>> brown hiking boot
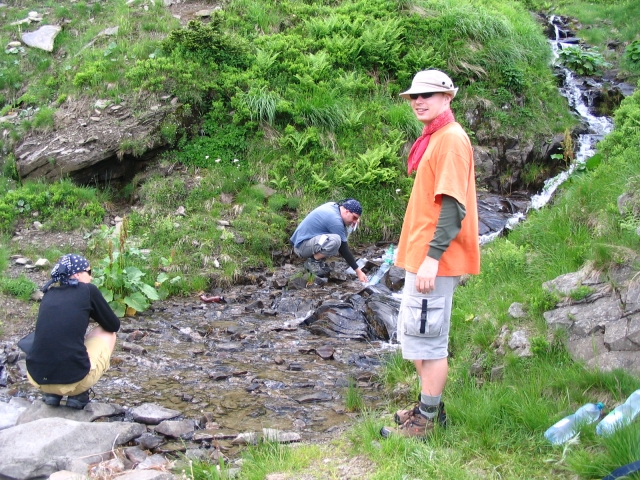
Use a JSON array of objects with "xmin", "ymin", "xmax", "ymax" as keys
[
  {"xmin": 394, "ymin": 402, "xmax": 447, "ymax": 428},
  {"xmin": 380, "ymin": 411, "xmax": 435, "ymax": 439}
]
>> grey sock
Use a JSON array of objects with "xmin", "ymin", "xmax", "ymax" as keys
[{"xmin": 418, "ymin": 393, "xmax": 441, "ymax": 419}]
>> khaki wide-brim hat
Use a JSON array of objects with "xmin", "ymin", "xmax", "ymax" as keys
[{"xmin": 399, "ymin": 70, "xmax": 458, "ymax": 100}]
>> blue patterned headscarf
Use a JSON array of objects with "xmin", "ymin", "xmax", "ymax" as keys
[
  {"xmin": 42, "ymin": 254, "xmax": 91, "ymax": 292},
  {"xmin": 340, "ymin": 198, "xmax": 362, "ymax": 216}
]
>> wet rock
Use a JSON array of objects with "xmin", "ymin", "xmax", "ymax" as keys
[
  {"xmin": 122, "ymin": 342, "xmax": 148, "ymax": 355},
  {"xmin": 126, "ymin": 330, "xmax": 147, "ymax": 342},
  {"xmin": 295, "ymin": 392, "xmax": 333, "ymax": 403},
  {"xmin": 131, "ymin": 403, "xmax": 180, "ymax": 425},
  {"xmin": 363, "ymin": 293, "xmax": 399, "ymax": 342},
  {"xmin": 135, "ymin": 433, "xmax": 164, "ymax": 450},
  {"xmin": 384, "ymin": 266, "xmax": 405, "ymax": 291},
  {"xmin": 124, "ymin": 446, "xmax": 148, "ymax": 465},
  {"xmin": 216, "ymin": 342, "xmax": 244, "ymax": 352},
  {"xmin": 288, "ymin": 363, "xmax": 303, "ymax": 371},
  {"xmin": 208, "ymin": 371, "xmax": 230, "ymax": 381},
  {"xmin": 315, "ymin": 345, "xmax": 335, "ymax": 360},
  {"xmin": 192, "ymin": 431, "xmax": 214, "ymax": 442},
  {"xmin": 303, "ymin": 301, "xmax": 369, "ymax": 340},
  {"xmin": 245, "ymin": 300, "xmax": 264, "ymax": 311},
  {"xmin": 287, "ymin": 276, "xmax": 309, "ymax": 290},
  {"xmin": 154, "ymin": 419, "xmax": 195, "ymax": 439}
]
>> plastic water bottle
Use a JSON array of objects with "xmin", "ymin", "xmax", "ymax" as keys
[
  {"xmin": 544, "ymin": 402, "xmax": 604, "ymax": 445},
  {"xmin": 596, "ymin": 389, "xmax": 640, "ymax": 436},
  {"xmin": 367, "ymin": 245, "xmax": 395, "ymax": 286}
]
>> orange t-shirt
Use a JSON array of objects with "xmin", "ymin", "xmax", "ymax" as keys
[{"xmin": 395, "ymin": 122, "xmax": 480, "ymax": 276}]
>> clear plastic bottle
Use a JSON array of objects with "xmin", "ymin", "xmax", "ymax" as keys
[
  {"xmin": 367, "ymin": 245, "xmax": 395, "ymax": 286},
  {"xmin": 596, "ymin": 389, "xmax": 640, "ymax": 436},
  {"xmin": 544, "ymin": 402, "xmax": 604, "ymax": 445}
]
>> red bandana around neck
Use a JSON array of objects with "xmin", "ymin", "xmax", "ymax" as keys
[{"xmin": 407, "ymin": 109, "xmax": 456, "ymax": 174}]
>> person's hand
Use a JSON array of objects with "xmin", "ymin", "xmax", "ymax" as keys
[
  {"xmin": 415, "ymin": 256, "xmax": 439, "ymax": 293},
  {"xmin": 356, "ymin": 268, "xmax": 368, "ymax": 283}
]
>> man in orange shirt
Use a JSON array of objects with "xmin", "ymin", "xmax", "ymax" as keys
[{"xmin": 381, "ymin": 70, "xmax": 480, "ymax": 438}]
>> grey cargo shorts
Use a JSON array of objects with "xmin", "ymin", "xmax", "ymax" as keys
[{"xmin": 398, "ymin": 272, "xmax": 460, "ymax": 360}]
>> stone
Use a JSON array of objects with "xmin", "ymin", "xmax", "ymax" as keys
[
  {"xmin": 0, "ymin": 417, "xmax": 145, "ymax": 480},
  {"xmin": 490, "ymin": 365, "xmax": 504, "ymax": 382},
  {"xmin": 154, "ymin": 419, "xmax": 195, "ymax": 439},
  {"xmin": 49, "ymin": 471, "xmax": 86, "ymax": 480},
  {"xmin": 117, "ymin": 470, "xmax": 174, "ymax": 480},
  {"xmin": 124, "ymin": 446, "xmax": 148, "ymax": 465},
  {"xmin": 295, "ymin": 391, "xmax": 332, "ymax": 403},
  {"xmin": 262, "ymin": 428, "xmax": 301, "ymax": 443},
  {"xmin": 136, "ymin": 453, "xmax": 170, "ymax": 470},
  {"xmin": 21, "ymin": 25, "xmax": 62, "ymax": 52},
  {"xmin": 231, "ymin": 432, "xmax": 259, "ymax": 445},
  {"xmin": 135, "ymin": 433, "xmax": 164, "ymax": 450},
  {"xmin": 0, "ymin": 401, "xmax": 27, "ymax": 431},
  {"xmin": 508, "ymin": 302, "xmax": 527, "ymax": 319},
  {"xmin": 17, "ymin": 401, "xmax": 124, "ymax": 425},
  {"xmin": 315, "ymin": 345, "xmax": 335, "ymax": 360},
  {"xmin": 507, "ymin": 330, "xmax": 532, "ymax": 357},
  {"xmin": 604, "ymin": 317, "xmax": 636, "ymax": 351},
  {"xmin": 195, "ymin": 9, "xmax": 213, "ymax": 17},
  {"xmin": 567, "ymin": 332, "xmax": 607, "ymax": 362},
  {"xmin": 34, "ymin": 258, "xmax": 50, "ymax": 268},
  {"xmin": 586, "ymin": 351, "xmax": 640, "ymax": 373},
  {"xmin": 130, "ymin": 403, "xmax": 180, "ymax": 424}
]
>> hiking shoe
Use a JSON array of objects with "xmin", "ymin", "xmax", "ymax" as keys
[
  {"xmin": 304, "ymin": 258, "xmax": 331, "ymax": 277},
  {"xmin": 380, "ymin": 411, "xmax": 435, "ymax": 439},
  {"xmin": 394, "ymin": 401, "xmax": 447, "ymax": 428},
  {"xmin": 42, "ymin": 393, "xmax": 62, "ymax": 406},
  {"xmin": 66, "ymin": 390, "xmax": 90, "ymax": 409}
]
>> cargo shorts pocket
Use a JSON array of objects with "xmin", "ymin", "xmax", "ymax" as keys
[{"xmin": 403, "ymin": 295, "xmax": 446, "ymax": 338}]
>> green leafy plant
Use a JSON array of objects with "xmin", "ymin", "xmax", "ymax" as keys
[
  {"xmin": 625, "ymin": 40, "xmax": 640, "ymax": 63},
  {"xmin": 558, "ymin": 46, "xmax": 611, "ymax": 76},
  {"xmin": 90, "ymin": 217, "xmax": 179, "ymax": 317}
]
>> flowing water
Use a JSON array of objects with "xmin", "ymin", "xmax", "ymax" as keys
[{"xmin": 530, "ymin": 15, "xmax": 614, "ymax": 210}]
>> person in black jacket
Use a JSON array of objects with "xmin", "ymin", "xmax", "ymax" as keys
[{"xmin": 26, "ymin": 254, "xmax": 120, "ymax": 409}]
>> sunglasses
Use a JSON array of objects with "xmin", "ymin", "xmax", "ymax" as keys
[
  {"xmin": 86, "ymin": 269, "xmax": 92, "ymax": 275},
  {"xmin": 409, "ymin": 92, "xmax": 438, "ymax": 100}
]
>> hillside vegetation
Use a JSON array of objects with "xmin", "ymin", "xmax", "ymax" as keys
[{"xmin": 0, "ymin": 0, "xmax": 580, "ymax": 290}]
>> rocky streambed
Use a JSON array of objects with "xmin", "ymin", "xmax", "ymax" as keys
[{"xmin": 0, "ymin": 250, "xmax": 405, "ymax": 476}]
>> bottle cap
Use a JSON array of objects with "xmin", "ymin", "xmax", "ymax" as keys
[{"xmin": 596, "ymin": 402, "xmax": 604, "ymax": 409}]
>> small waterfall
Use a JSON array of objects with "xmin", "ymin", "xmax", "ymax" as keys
[
  {"xmin": 479, "ymin": 16, "xmax": 615, "ymax": 245},
  {"xmin": 529, "ymin": 15, "xmax": 614, "ymax": 210}
]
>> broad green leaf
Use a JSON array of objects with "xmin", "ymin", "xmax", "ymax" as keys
[
  {"xmin": 100, "ymin": 287, "xmax": 114, "ymax": 302},
  {"xmin": 124, "ymin": 267, "xmax": 145, "ymax": 281},
  {"xmin": 169, "ymin": 275, "xmax": 182, "ymax": 284},
  {"xmin": 139, "ymin": 282, "xmax": 160, "ymax": 301},
  {"xmin": 124, "ymin": 292, "xmax": 149, "ymax": 312},
  {"xmin": 156, "ymin": 272, "xmax": 169, "ymax": 284},
  {"xmin": 110, "ymin": 301, "xmax": 125, "ymax": 318}
]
